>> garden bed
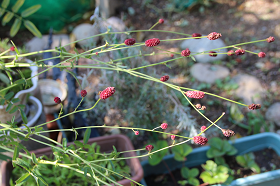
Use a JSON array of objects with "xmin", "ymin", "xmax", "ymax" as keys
[{"xmin": 145, "ymin": 148, "xmax": 280, "ymax": 186}]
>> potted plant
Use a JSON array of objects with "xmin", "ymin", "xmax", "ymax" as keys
[
  {"xmin": 1, "ymin": 134, "xmax": 144, "ymax": 186},
  {"xmin": 140, "ymin": 132, "xmax": 280, "ymax": 186}
]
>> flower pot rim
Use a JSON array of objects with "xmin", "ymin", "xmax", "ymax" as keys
[{"xmin": 140, "ymin": 132, "xmax": 280, "ymax": 186}]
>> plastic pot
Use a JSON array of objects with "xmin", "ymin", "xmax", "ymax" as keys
[
  {"xmin": 140, "ymin": 132, "xmax": 280, "ymax": 186},
  {"xmin": 1, "ymin": 134, "xmax": 143, "ymax": 186}
]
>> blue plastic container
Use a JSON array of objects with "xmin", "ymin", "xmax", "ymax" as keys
[{"xmin": 140, "ymin": 132, "xmax": 280, "ymax": 186}]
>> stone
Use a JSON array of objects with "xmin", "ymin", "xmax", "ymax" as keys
[
  {"xmin": 25, "ymin": 34, "xmax": 70, "ymax": 53},
  {"xmin": 72, "ymin": 23, "xmax": 99, "ymax": 48},
  {"xmin": 266, "ymin": 102, "xmax": 280, "ymax": 126},
  {"xmin": 180, "ymin": 36, "xmax": 227, "ymax": 63},
  {"xmin": 98, "ymin": 16, "xmax": 126, "ymax": 33},
  {"xmin": 190, "ymin": 63, "xmax": 230, "ymax": 84},
  {"xmin": 231, "ymin": 74, "xmax": 264, "ymax": 105}
]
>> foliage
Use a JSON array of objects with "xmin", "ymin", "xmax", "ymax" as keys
[
  {"xmin": 236, "ymin": 153, "xmax": 260, "ymax": 173},
  {"xmin": 200, "ymin": 160, "xmax": 229, "ymax": 184},
  {"xmin": 178, "ymin": 167, "xmax": 199, "ymax": 186},
  {"xmin": 0, "ymin": 0, "xmax": 42, "ymax": 37},
  {"xmin": 0, "ymin": 10, "xmax": 273, "ymax": 185},
  {"xmin": 148, "ymin": 140, "xmax": 168, "ymax": 166},
  {"xmin": 11, "ymin": 142, "xmax": 130, "ymax": 186},
  {"xmin": 171, "ymin": 144, "xmax": 192, "ymax": 161}
]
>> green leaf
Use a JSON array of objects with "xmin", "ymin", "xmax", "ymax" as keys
[
  {"xmin": 65, "ymin": 69, "xmax": 81, "ymax": 88},
  {"xmin": 251, "ymin": 163, "xmax": 260, "ymax": 173},
  {"xmin": 14, "ymin": 79, "xmax": 25, "ymax": 85},
  {"xmin": 189, "ymin": 168, "xmax": 199, "ymax": 178},
  {"xmin": 1, "ymin": 0, "xmax": 10, "ymax": 9},
  {"xmin": 0, "ymin": 99, "xmax": 5, "ymax": 105},
  {"xmin": 230, "ymin": 104, "xmax": 244, "ymax": 122},
  {"xmin": 206, "ymin": 148, "xmax": 214, "ymax": 158},
  {"xmin": 181, "ymin": 167, "xmax": 189, "ymax": 179},
  {"xmin": 21, "ymin": 4, "xmax": 41, "ymax": 18},
  {"xmin": 188, "ymin": 177, "xmax": 199, "ymax": 186},
  {"xmin": 23, "ymin": 20, "xmax": 42, "ymax": 38},
  {"xmin": 174, "ymin": 153, "xmax": 185, "ymax": 161},
  {"xmin": 74, "ymin": 141, "xmax": 84, "ymax": 148},
  {"xmin": 11, "ymin": 97, "xmax": 20, "ymax": 103},
  {"xmin": 19, "ymin": 109, "xmax": 28, "ymax": 124},
  {"xmin": 83, "ymin": 128, "xmax": 91, "ymax": 144},
  {"xmin": 2, "ymin": 12, "xmax": 14, "ymax": 25},
  {"xmin": 236, "ymin": 155, "xmax": 246, "ymax": 166},
  {"xmin": 0, "ymin": 72, "xmax": 10, "ymax": 85},
  {"xmin": 208, "ymin": 137, "xmax": 223, "ymax": 150},
  {"xmin": 10, "ymin": 18, "xmax": 21, "ymax": 37},
  {"xmin": 9, "ymin": 106, "xmax": 18, "ymax": 114},
  {"xmin": 31, "ymin": 153, "xmax": 38, "ymax": 164},
  {"xmin": 0, "ymin": 153, "xmax": 12, "ymax": 161},
  {"xmin": 148, "ymin": 154, "xmax": 162, "ymax": 166},
  {"xmin": 15, "ymin": 172, "xmax": 30, "ymax": 185},
  {"xmin": 6, "ymin": 102, "xmax": 13, "ymax": 112},
  {"xmin": 62, "ymin": 138, "xmax": 67, "ymax": 149},
  {"xmin": 4, "ymin": 91, "xmax": 14, "ymax": 100},
  {"xmin": 226, "ymin": 147, "xmax": 237, "ymax": 156},
  {"xmin": 18, "ymin": 143, "xmax": 30, "ymax": 155},
  {"xmin": 12, "ymin": 0, "xmax": 24, "ymax": 13},
  {"xmin": 214, "ymin": 157, "xmax": 226, "ymax": 166},
  {"xmin": 0, "ymin": 8, "xmax": 5, "ymax": 17},
  {"xmin": 12, "ymin": 146, "xmax": 19, "ymax": 166},
  {"xmin": 211, "ymin": 148, "xmax": 224, "ymax": 157},
  {"xmin": 190, "ymin": 55, "xmax": 196, "ymax": 62}
]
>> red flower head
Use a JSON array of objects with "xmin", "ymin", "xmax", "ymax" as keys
[
  {"xmin": 160, "ymin": 123, "xmax": 168, "ymax": 129},
  {"xmin": 193, "ymin": 136, "xmax": 208, "ymax": 145},
  {"xmin": 145, "ymin": 38, "xmax": 160, "ymax": 47},
  {"xmin": 54, "ymin": 97, "xmax": 61, "ymax": 104},
  {"xmin": 181, "ymin": 48, "xmax": 191, "ymax": 57},
  {"xmin": 124, "ymin": 38, "xmax": 136, "ymax": 46},
  {"xmin": 185, "ymin": 91, "xmax": 205, "ymax": 99},
  {"xmin": 146, "ymin": 145, "xmax": 154, "ymax": 152},
  {"xmin": 235, "ymin": 49, "xmax": 245, "ymax": 56},
  {"xmin": 134, "ymin": 131, "xmax": 139, "ymax": 135},
  {"xmin": 201, "ymin": 126, "xmax": 207, "ymax": 132},
  {"xmin": 171, "ymin": 135, "xmax": 175, "ymax": 140},
  {"xmin": 160, "ymin": 75, "xmax": 169, "ymax": 82},
  {"xmin": 100, "ymin": 87, "xmax": 115, "ymax": 100},
  {"xmin": 81, "ymin": 90, "xmax": 87, "ymax": 97},
  {"xmin": 207, "ymin": 32, "xmax": 222, "ymax": 40},
  {"xmin": 267, "ymin": 36, "xmax": 275, "ymax": 43},
  {"xmin": 209, "ymin": 51, "xmax": 217, "ymax": 57},
  {"xmin": 158, "ymin": 19, "xmax": 164, "ymax": 24},
  {"xmin": 227, "ymin": 50, "xmax": 234, "ymax": 56},
  {"xmin": 258, "ymin": 52, "xmax": 266, "ymax": 58},
  {"xmin": 192, "ymin": 33, "xmax": 202, "ymax": 39},
  {"xmin": 248, "ymin": 103, "xmax": 261, "ymax": 110}
]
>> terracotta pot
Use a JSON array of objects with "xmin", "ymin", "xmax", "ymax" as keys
[
  {"xmin": 46, "ymin": 114, "xmax": 59, "ymax": 141},
  {"xmin": 1, "ymin": 134, "xmax": 143, "ymax": 186}
]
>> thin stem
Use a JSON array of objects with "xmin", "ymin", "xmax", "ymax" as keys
[
  {"xmin": 74, "ymin": 97, "xmax": 84, "ymax": 112},
  {"xmin": 149, "ymin": 22, "xmax": 159, "ymax": 30}
]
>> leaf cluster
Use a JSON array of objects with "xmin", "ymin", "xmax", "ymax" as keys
[
  {"xmin": 0, "ymin": 0, "xmax": 42, "ymax": 37},
  {"xmin": 178, "ymin": 167, "xmax": 199, "ymax": 186},
  {"xmin": 236, "ymin": 152, "xmax": 260, "ymax": 173},
  {"xmin": 200, "ymin": 160, "xmax": 229, "ymax": 184},
  {"xmin": 11, "ymin": 142, "xmax": 130, "ymax": 186}
]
